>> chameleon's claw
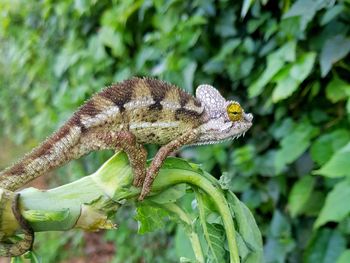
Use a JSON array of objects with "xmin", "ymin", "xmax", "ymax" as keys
[
  {"xmin": 138, "ymin": 169, "xmax": 154, "ymax": 201},
  {"xmin": 138, "ymin": 186, "xmax": 149, "ymax": 201},
  {"xmin": 138, "ymin": 176, "xmax": 149, "ymax": 201}
]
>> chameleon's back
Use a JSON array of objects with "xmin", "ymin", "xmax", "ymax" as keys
[
  {"xmin": 111, "ymin": 78, "xmax": 205, "ymax": 144},
  {"xmin": 76, "ymin": 77, "xmax": 206, "ymax": 144}
]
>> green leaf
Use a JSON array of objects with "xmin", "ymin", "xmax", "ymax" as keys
[
  {"xmin": 135, "ymin": 46, "xmax": 160, "ymax": 70},
  {"xmin": 134, "ymin": 204, "xmax": 169, "ymax": 234},
  {"xmin": 54, "ymin": 49, "xmax": 80, "ymax": 77},
  {"xmin": 271, "ymin": 118, "xmax": 295, "ymax": 140},
  {"xmin": 304, "ymin": 229, "xmax": 346, "ymax": 263},
  {"xmin": 241, "ymin": 0, "xmax": 254, "ymax": 18},
  {"xmin": 314, "ymin": 179, "xmax": 350, "ymax": 228},
  {"xmin": 218, "ymin": 39, "xmax": 241, "ymax": 60},
  {"xmin": 283, "ymin": 0, "xmax": 329, "ymax": 31},
  {"xmin": 320, "ymin": 35, "xmax": 350, "ymax": 77},
  {"xmin": 149, "ymin": 184, "xmax": 187, "ymax": 204},
  {"xmin": 203, "ymin": 39, "xmax": 241, "ymax": 74},
  {"xmin": 336, "ymin": 250, "xmax": 350, "ymax": 263},
  {"xmin": 288, "ymin": 175, "xmax": 315, "ymax": 217},
  {"xmin": 182, "ymin": 60, "xmax": 197, "ymax": 93},
  {"xmin": 347, "ymin": 98, "xmax": 350, "ymax": 115},
  {"xmin": 310, "ymin": 108, "xmax": 329, "ymax": 124},
  {"xmin": 272, "ymin": 52, "xmax": 316, "ymax": 102},
  {"xmin": 248, "ymin": 41, "xmax": 296, "ymax": 98},
  {"xmin": 269, "ymin": 210, "xmax": 291, "ymax": 238},
  {"xmin": 98, "ymin": 26, "xmax": 125, "ymax": 57},
  {"xmin": 275, "ymin": 120, "xmax": 319, "ymax": 173},
  {"xmin": 232, "ymin": 145, "xmax": 256, "ymax": 176},
  {"xmin": 264, "ymin": 210, "xmax": 295, "ymax": 263},
  {"xmin": 314, "ymin": 142, "xmax": 350, "ymax": 177},
  {"xmin": 271, "ymin": 65, "xmax": 297, "ymax": 102},
  {"xmin": 195, "ymin": 190, "xmax": 227, "ymax": 263},
  {"xmin": 161, "ymin": 202, "xmax": 204, "ymax": 262},
  {"xmin": 161, "ymin": 157, "xmax": 194, "ymax": 171},
  {"xmin": 302, "ymin": 191, "xmax": 325, "ymax": 217},
  {"xmin": 175, "ymin": 226, "xmax": 196, "ymax": 261},
  {"xmin": 320, "ymin": 5, "xmax": 344, "ymax": 26},
  {"xmin": 227, "ymin": 192, "xmax": 263, "ymax": 263},
  {"xmin": 264, "ymin": 238, "xmax": 295, "ymax": 263},
  {"xmin": 325, "ymin": 76, "xmax": 350, "ymax": 103},
  {"xmin": 310, "ymin": 129, "xmax": 350, "ymax": 166},
  {"xmin": 289, "ymin": 52, "xmax": 317, "ymax": 81}
]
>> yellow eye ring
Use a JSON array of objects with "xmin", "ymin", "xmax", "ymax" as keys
[{"xmin": 227, "ymin": 102, "xmax": 243, "ymax": 122}]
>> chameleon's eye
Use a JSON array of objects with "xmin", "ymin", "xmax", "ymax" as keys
[{"xmin": 227, "ymin": 103, "xmax": 243, "ymax": 122}]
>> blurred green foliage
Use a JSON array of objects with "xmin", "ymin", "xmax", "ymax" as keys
[{"xmin": 1, "ymin": 0, "xmax": 350, "ymax": 262}]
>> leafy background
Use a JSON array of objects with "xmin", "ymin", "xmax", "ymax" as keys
[{"xmin": 1, "ymin": 0, "xmax": 350, "ymax": 262}]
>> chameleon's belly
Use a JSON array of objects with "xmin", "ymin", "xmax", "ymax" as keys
[
  {"xmin": 130, "ymin": 121, "xmax": 190, "ymax": 145},
  {"xmin": 127, "ymin": 107, "xmax": 200, "ymax": 145}
]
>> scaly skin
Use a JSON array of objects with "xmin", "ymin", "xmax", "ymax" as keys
[{"xmin": 0, "ymin": 77, "xmax": 253, "ymax": 257}]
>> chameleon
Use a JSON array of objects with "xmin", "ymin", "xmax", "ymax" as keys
[{"xmin": 0, "ymin": 77, "xmax": 253, "ymax": 257}]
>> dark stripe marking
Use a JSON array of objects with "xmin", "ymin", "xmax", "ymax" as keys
[
  {"xmin": 99, "ymin": 78, "xmax": 136, "ymax": 112},
  {"xmin": 193, "ymin": 99, "xmax": 202, "ymax": 108},
  {"xmin": 6, "ymin": 163, "xmax": 26, "ymax": 176},
  {"xmin": 31, "ymin": 124, "xmax": 73, "ymax": 158},
  {"xmin": 81, "ymin": 100, "xmax": 101, "ymax": 117},
  {"xmin": 145, "ymin": 78, "xmax": 173, "ymax": 111},
  {"xmin": 179, "ymin": 90, "xmax": 190, "ymax": 107},
  {"xmin": 175, "ymin": 108, "xmax": 203, "ymax": 121}
]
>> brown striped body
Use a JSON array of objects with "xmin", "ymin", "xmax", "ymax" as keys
[{"xmin": 0, "ymin": 77, "xmax": 206, "ymax": 191}]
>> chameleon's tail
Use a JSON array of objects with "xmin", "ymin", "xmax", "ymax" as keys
[
  {"xmin": 0, "ymin": 123, "xmax": 82, "ymax": 191},
  {"xmin": 0, "ymin": 79, "xmax": 137, "ymax": 191},
  {"xmin": 0, "ymin": 192, "xmax": 34, "ymax": 257}
]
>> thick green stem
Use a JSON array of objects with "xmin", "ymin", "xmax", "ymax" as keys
[{"xmin": 151, "ymin": 169, "xmax": 240, "ymax": 263}]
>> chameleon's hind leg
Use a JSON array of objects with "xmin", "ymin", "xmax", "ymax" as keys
[
  {"xmin": 139, "ymin": 130, "xmax": 200, "ymax": 201},
  {"xmin": 101, "ymin": 131, "xmax": 147, "ymax": 187},
  {"xmin": 0, "ymin": 193, "xmax": 34, "ymax": 257}
]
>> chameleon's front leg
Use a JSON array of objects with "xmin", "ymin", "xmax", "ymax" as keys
[
  {"xmin": 139, "ymin": 130, "xmax": 200, "ymax": 201},
  {"xmin": 0, "ymin": 193, "xmax": 34, "ymax": 257},
  {"xmin": 103, "ymin": 131, "xmax": 148, "ymax": 187}
]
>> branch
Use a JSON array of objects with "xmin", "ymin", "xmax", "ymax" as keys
[{"xmin": 0, "ymin": 152, "xmax": 263, "ymax": 262}]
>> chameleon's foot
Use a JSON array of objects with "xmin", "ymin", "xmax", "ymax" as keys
[
  {"xmin": 138, "ymin": 184, "xmax": 150, "ymax": 201},
  {"xmin": 138, "ymin": 169, "xmax": 154, "ymax": 201},
  {"xmin": 0, "ymin": 193, "xmax": 34, "ymax": 257}
]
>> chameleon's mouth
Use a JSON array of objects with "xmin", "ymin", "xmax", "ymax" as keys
[
  {"xmin": 193, "ymin": 118, "xmax": 252, "ymax": 146},
  {"xmin": 194, "ymin": 132, "xmax": 247, "ymax": 145},
  {"xmin": 192, "ymin": 133, "xmax": 247, "ymax": 146},
  {"xmin": 221, "ymin": 122, "xmax": 252, "ymax": 141}
]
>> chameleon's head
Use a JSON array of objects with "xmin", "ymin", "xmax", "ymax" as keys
[{"xmin": 194, "ymin": 84, "xmax": 253, "ymax": 145}]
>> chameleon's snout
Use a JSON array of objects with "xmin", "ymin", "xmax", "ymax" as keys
[{"xmin": 244, "ymin": 113, "xmax": 253, "ymax": 123}]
